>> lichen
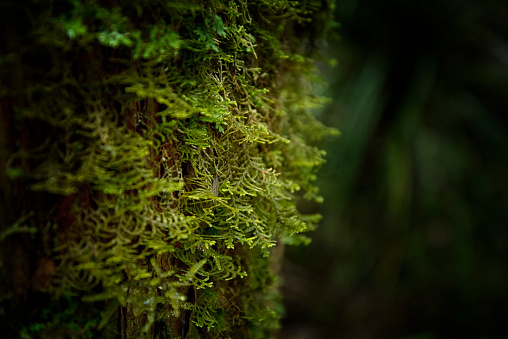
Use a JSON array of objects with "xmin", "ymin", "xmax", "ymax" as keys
[{"xmin": 1, "ymin": 0, "xmax": 337, "ymax": 337}]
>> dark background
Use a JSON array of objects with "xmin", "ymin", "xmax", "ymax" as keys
[{"xmin": 280, "ymin": 0, "xmax": 508, "ymax": 338}]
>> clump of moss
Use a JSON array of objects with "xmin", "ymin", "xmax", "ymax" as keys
[{"xmin": 0, "ymin": 0, "xmax": 337, "ymax": 338}]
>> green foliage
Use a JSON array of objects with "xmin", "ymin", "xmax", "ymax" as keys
[
  {"xmin": 1, "ymin": 0, "xmax": 337, "ymax": 337},
  {"xmin": 19, "ymin": 293, "xmax": 103, "ymax": 339}
]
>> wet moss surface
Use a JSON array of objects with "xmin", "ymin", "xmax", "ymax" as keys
[{"xmin": 0, "ymin": 1, "xmax": 336, "ymax": 337}]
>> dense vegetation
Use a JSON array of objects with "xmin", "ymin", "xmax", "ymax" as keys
[{"xmin": 0, "ymin": 1, "xmax": 336, "ymax": 338}]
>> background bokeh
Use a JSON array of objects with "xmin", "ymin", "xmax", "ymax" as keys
[{"xmin": 280, "ymin": 0, "xmax": 508, "ymax": 338}]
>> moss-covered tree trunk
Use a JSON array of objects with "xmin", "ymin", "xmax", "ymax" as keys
[{"xmin": 0, "ymin": 1, "xmax": 336, "ymax": 338}]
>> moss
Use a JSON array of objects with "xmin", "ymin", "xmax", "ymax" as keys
[{"xmin": 0, "ymin": 0, "xmax": 337, "ymax": 337}]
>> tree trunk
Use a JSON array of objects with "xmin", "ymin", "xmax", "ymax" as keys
[{"xmin": 0, "ymin": 1, "xmax": 336, "ymax": 337}]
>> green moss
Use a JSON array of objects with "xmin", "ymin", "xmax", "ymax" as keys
[{"xmin": 1, "ymin": 0, "xmax": 337, "ymax": 337}]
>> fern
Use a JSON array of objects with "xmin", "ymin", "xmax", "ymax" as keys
[{"xmin": 2, "ymin": 0, "xmax": 338, "ymax": 337}]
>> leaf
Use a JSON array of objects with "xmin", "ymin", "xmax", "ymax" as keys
[{"xmin": 212, "ymin": 15, "xmax": 227, "ymax": 37}]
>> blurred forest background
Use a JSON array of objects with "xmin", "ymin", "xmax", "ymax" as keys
[{"xmin": 280, "ymin": 0, "xmax": 508, "ymax": 338}]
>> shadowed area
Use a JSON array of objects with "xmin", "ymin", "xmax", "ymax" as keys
[{"xmin": 280, "ymin": 0, "xmax": 508, "ymax": 338}]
